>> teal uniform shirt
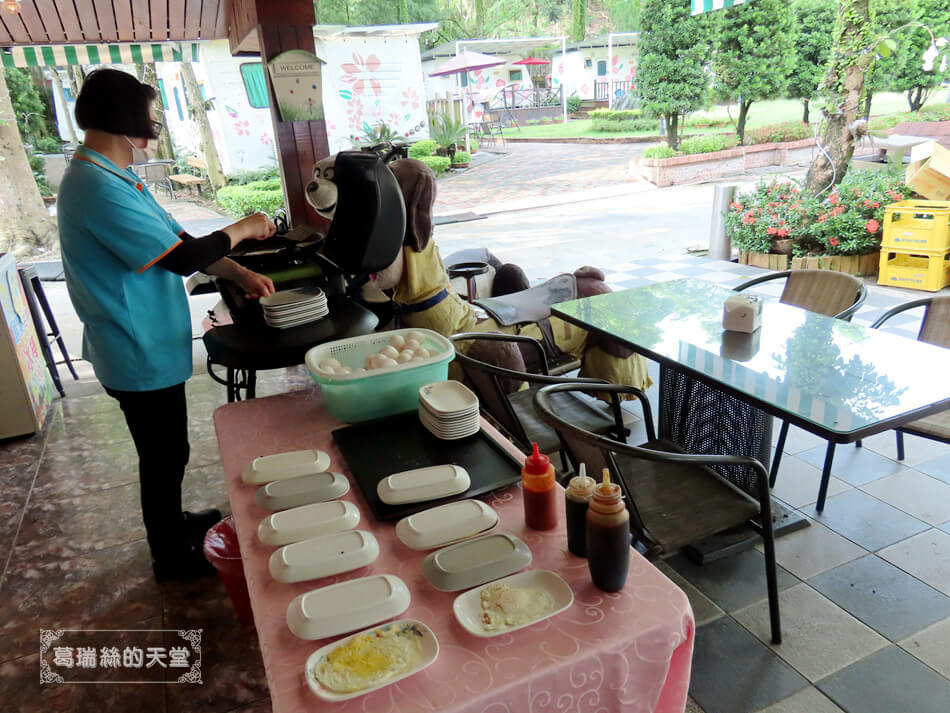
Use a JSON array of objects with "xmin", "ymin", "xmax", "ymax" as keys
[{"xmin": 58, "ymin": 146, "xmax": 193, "ymax": 391}]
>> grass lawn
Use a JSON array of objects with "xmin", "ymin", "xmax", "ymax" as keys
[{"xmin": 507, "ymin": 92, "xmax": 949, "ymax": 140}]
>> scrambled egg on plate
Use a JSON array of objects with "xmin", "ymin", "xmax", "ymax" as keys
[
  {"xmin": 480, "ymin": 583, "xmax": 554, "ymax": 632},
  {"xmin": 314, "ymin": 622, "xmax": 424, "ymax": 693}
]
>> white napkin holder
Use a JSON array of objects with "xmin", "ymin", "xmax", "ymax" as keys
[{"xmin": 723, "ymin": 294, "xmax": 763, "ymax": 333}]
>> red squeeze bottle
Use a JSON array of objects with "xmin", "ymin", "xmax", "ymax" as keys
[{"xmin": 522, "ymin": 442, "xmax": 558, "ymax": 530}]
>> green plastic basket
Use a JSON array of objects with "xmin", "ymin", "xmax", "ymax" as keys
[{"xmin": 305, "ymin": 328, "xmax": 455, "ymax": 423}]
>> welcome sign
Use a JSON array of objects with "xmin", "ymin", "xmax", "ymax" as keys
[{"xmin": 268, "ymin": 49, "xmax": 326, "ymax": 122}]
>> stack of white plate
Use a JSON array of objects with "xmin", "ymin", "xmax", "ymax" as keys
[
  {"xmin": 418, "ymin": 380, "xmax": 480, "ymax": 440},
  {"xmin": 261, "ymin": 287, "xmax": 329, "ymax": 329}
]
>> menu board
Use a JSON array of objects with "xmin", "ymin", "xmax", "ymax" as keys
[{"xmin": 0, "ymin": 253, "xmax": 55, "ymax": 435}]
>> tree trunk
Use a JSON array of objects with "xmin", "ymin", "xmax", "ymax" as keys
[
  {"xmin": 140, "ymin": 63, "xmax": 175, "ymax": 160},
  {"xmin": 736, "ymin": 99, "xmax": 752, "ymax": 145},
  {"xmin": 50, "ymin": 70, "xmax": 77, "ymax": 143},
  {"xmin": 179, "ymin": 61, "xmax": 226, "ymax": 191},
  {"xmin": 907, "ymin": 86, "xmax": 928, "ymax": 111},
  {"xmin": 475, "ymin": 0, "xmax": 485, "ymax": 35},
  {"xmin": 863, "ymin": 91, "xmax": 872, "ymax": 121},
  {"xmin": 802, "ymin": 98, "xmax": 810, "ymax": 124},
  {"xmin": 665, "ymin": 112, "xmax": 679, "ymax": 150},
  {"xmin": 68, "ymin": 65, "xmax": 85, "ymax": 97},
  {"xmin": 0, "ymin": 69, "xmax": 57, "ymax": 256},
  {"xmin": 805, "ymin": 0, "xmax": 872, "ymax": 194}
]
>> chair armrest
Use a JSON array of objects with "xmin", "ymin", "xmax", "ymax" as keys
[
  {"xmin": 834, "ymin": 283, "xmax": 867, "ymax": 321},
  {"xmin": 870, "ymin": 296, "xmax": 934, "ymax": 329},
  {"xmin": 452, "ymin": 331, "xmax": 549, "ymax": 375},
  {"xmin": 733, "ymin": 270, "xmax": 791, "ymax": 293}
]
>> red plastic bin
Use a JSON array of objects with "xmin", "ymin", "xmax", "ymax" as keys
[{"xmin": 203, "ymin": 516, "xmax": 254, "ymax": 623}]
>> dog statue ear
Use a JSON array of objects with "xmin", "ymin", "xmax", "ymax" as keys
[{"xmin": 391, "ymin": 159, "xmax": 436, "ymax": 252}]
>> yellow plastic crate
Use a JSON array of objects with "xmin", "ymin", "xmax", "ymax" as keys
[
  {"xmin": 882, "ymin": 200, "xmax": 950, "ymax": 251},
  {"xmin": 878, "ymin": 248, "xmax": 950, "ymax": 292}
]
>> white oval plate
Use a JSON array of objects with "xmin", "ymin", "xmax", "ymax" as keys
[
  {"xmin": 419, "ymin": 380, "xmax": 479, "ymax": 416},
  {"xmin": 304, "ymin": 619, "xmax": 439, "ymax": 702},
  {"xmin": 377, "ymin": 464, "xmax": 470, "ymax": 505},
  {"xmin": 287, "ymin": 574, "xmax": 411, "ymax": 640},
  {"xmin": 395, "ymin": 499, "xmax": 498, "ymax": 550},
  {"xmin": 241, "ymin": 449, "xmax": 332, "ymax": 484},
  {"xmin": 452, "ymin": 569, "xmax": 574, "ymax": 638}
]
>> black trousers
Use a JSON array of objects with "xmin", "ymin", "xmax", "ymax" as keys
[{"xmin": 106, "ymin": 382, "xmax": 191, "ymax": 561}]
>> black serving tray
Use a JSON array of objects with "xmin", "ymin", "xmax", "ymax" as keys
[{"xmin": 331, "ymin": 412, "xmax": 523, "ymax": 521}]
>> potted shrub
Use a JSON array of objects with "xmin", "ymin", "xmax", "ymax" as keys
[
  {"xmin": 724, "ymin": 169, "xmax": 913, "ymax": 275},
  {"xmin": 429, "ymin": 113, "xmax": 469, "ymax": 156},
  {"xmin": 450, "ymin": 150, "xmax": 471, "ymax": 168}
]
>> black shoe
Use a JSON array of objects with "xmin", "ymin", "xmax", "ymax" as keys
[
  {"xmin": 153, "ymin": 542, "xmax": 217, "ymax": 583},
  {"xmin": 182, "ymin": 509, "xmax": 222, "ymax": 540}
]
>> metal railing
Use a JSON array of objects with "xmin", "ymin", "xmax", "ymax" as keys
[{"xmin": 594, "ymin": 80, "xmax": 635, "ymax": 102}]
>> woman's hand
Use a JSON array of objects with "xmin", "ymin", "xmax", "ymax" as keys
[
  {"xmin": 223, "ymin": 212, "xmax": 277, "ymax": 247},
  {"xmin": 237, "ymin": 268, "xmax": 275, "ymax": 299}
]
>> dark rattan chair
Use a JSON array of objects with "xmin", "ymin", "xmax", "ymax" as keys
[
  {"xmin": 450, "ymin": 332, "xmax": 644, "ymax": 471},
  {"xmin": 535, "ymin": 382, "xmax": 781, "ymax": 644},
  {"xmin": 734, "ymin": 269, "xmax": 868, "ymax": 509},
  {"xmin": 864, "ymin": 296, "xmax": 950, "ymax": 458}
]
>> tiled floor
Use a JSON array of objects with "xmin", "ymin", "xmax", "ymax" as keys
[{"xmin": 2, "ymin": 253, "xmax": 949, "ymax": 713}]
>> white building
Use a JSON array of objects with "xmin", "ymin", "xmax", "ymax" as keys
[
  {"xmin": 39, "ymin": 24, "xmax": 436, "ymax": 174},
  {"xmin": 552, "ymin": 33, "xmax": 639, "ymax": 104}
]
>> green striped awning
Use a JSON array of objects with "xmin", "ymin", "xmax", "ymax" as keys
[
  {"xmin": 0, "ymin": 42, "xmax": 201, "ymax": 68},
  {"xmin": 692, "ymin": 0, "xmax": 752, "ymax": 13}
]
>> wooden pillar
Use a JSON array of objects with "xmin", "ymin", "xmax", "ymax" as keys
[{"xmin": 227, "ymin": 0, "xmax": 330, "ymax": 229}]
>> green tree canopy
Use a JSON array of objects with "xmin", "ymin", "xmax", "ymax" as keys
[
  {"xmin": 788, "ymin": 0, "xmax": 836, "ymax": 123},
  {"xmin": 863, "ymin": 0, "xmax": 918, "ymax": 116},
  {"xmin": 886, "ymin": 0, "xmax": 950, "ymax": 110},
  {"xmin": 713, "ymin": 0, "xmax": 797, "ymax": 144},
  {"xmin": 2, "ymin": 68, "xmax": 48, "ymax": 143},
  {"xmin": 637, "ymin": 0, "xmax": 714, "ymax": 149}
]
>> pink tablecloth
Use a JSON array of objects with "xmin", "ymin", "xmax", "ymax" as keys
[{"xmin": 214, "ymin": 388, "xmax": 694, "ymax": 713}]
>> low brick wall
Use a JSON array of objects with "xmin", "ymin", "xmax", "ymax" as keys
[{"xmin": 635, "ymin": 138, "xmax": 817, "ymax": 187}]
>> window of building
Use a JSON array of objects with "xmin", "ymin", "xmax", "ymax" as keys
[
  {"xmin": 584, "ymin": 58, "xmax": 592, "ymax": 68},
  {"xmin": 508, "ymin": 69, "xmax": 522, "ymax": 82},
  {"xmin": 597, "ymin": 60, "xmax": 607, "ymax": 76},
  {"xmin": 240, "ymin": 62, "xmax": 270, "ymax": 109},
  {"xmin": 460, "ymin": 73, "xmax": 468, "ymax": 87},
  {"xmin": 172, "ymin": 85, "xmax": 184, "ymax": 121},
  {"xmin": 199, "ymin": 83, "xmax": 207, "ymax": 101},
  {"xmin": 157, "ymin": 78, "xmax": 169, "ymax": 109}
]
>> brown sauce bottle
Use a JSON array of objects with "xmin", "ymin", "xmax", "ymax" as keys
[
  {"xmin": 565, "ymin": 464, "xmax": 596, "ymax": 557},
  {"xmin": 586, "ymin": 469, "xmax": 630, "ymax": 592}
]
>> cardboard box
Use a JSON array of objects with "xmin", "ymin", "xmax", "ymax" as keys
[{"xmin": 906, "ymin": 142, "xmax": 950, "ymax": 201}]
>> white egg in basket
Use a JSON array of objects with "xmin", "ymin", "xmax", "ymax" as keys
[
  {"xmin": 305, "ymin": 328, "xmax": 456, "ymax": 423},
  {"xmin": 404, "ymin": 338, "xmax": 420, "ymax": 350},
  {"xmin": 380, "ymin": 345, "xmax": 399, "ymax": 359},
  {"xmin": 389, "ymin": 334, "xmax": 405, "ymax": 349}
]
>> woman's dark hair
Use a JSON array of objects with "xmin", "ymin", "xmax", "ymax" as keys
[{"xmin": 74, "ymin": 68, "xmax": 159, "ymax": 139}]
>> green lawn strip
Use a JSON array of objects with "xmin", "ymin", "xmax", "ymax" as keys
[{"xmin": 506, "ymin": 92, "xmax": 947, "ymax": 140}]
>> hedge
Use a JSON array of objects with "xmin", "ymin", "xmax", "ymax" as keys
[
  {"xmin": 744, "ymin": 121, "xmax": 811, "ymax": 145},
  {"xmin": 588, "ymin": 109, "xmax": 642, "ymax": 121},
  {"xmin": 451, "ymin": 150, "xmax": 471, "ymax": 164},
  {"xmin": 408, "ymin": 140, "xmax": 438, "ymax": 158},
  {"xmin": 642, "ymin": 144, "xmax": 676, "ymax": 159},
  {"xmin": 592, "ymin": 117, "xmax": 658, "ymax": 132},
  {"xmin": 217, "ymin": 179, "xmax": 285, "ymax": 217},
  {"xmin": 678, "ymin": 135, "xmax": 736, "ymax": 155},
  {"xmin": 419, "ymin": 155, "xmax": 450, "ymax": 174}
]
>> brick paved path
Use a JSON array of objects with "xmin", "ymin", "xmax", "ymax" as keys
[{"xmin": 433, "ymin": 142, "xmax": 646, "ymax": 214}]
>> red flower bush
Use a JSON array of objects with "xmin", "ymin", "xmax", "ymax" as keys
[{"xmin": 725, "ymin": 169, "xmax": 913, "ymax": 257}]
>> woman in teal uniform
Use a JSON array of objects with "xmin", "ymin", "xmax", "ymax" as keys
[{"xmin": 59, "ymin": 69, "xmax": 276, "ymax": 580}]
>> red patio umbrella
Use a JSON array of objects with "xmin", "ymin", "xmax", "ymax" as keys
[{"xmin": 512, "ymin": 57, "xmax": 550, "ymax": 65}]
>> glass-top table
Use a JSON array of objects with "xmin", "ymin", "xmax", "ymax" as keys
[{"xmin": 553, "ymin": 278, "xmax": 950, "ymax": 443}]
